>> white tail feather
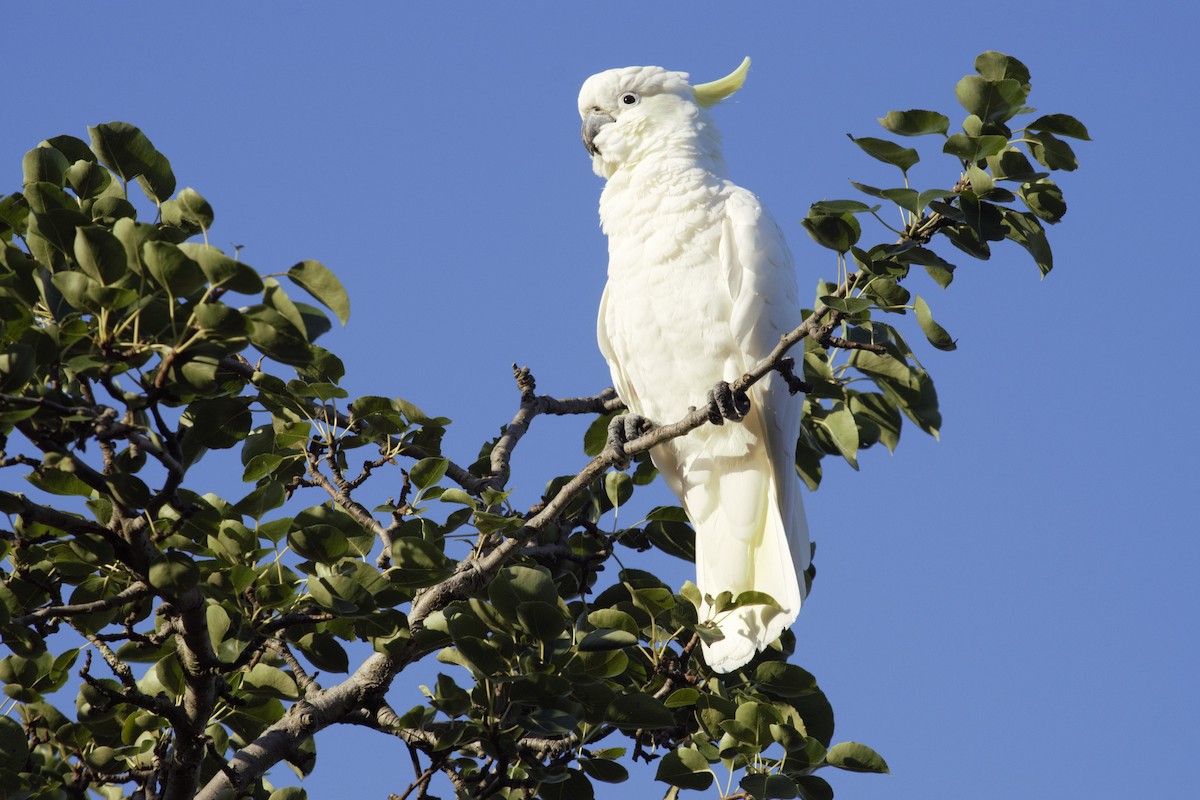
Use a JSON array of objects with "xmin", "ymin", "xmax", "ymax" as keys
[{"xmin": 679, "ymin": 414, "xmax": 810, "ymax": 673}]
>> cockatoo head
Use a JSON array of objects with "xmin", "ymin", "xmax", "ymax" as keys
[{"xmin": 578, "ymin": 57, "xmax": 750, "ymax": 179}]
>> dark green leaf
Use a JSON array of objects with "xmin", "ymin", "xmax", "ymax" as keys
[
  {"xmin": 974, "ymin": 51, "xmax": 1031, "ymax": 85},
  {"xmin": 410, "ymin": 457, "xmax": 449, "ymax": 492},
  {"xmin": 143, "ymin": 241, "xmax": 206, "ymax": 296},
  {"xmin": 390, "ymin": 537, "xmax": 452, "ymax": 588},
  {"xmin": 579, "ymin": 757, "xmax": 629, "ymax": 784},
  {"xmin": 877, "ymin": 109, "xmax": 949, "ymax": 137},
  {"xmin": 801, "ymin": 212, "xmax": 860, "ymax": 253},
  {"xmin": 795, "ymin": 776, "xmax": 834, "ymax": 800},
  {"xmin": 87, "ymin": 121, "xmax": 176, "ymax": 203},
  {"xmin": 754, "ymin": 662, "xmax": 818, "ymax": 697},
  {"xmin": 913, "ymin": 296, "xmax": 956, "ymax": 351},
  {"xmin": 23, "ymin": 147, "xmax": 69, "ymax": 187},
  {"xmin": 846, "ymin": 135, "xmax": 919, "ymax": 172},
  {"xmin": 987, "ymin": 148, "xmax": 1046, "ymax": 182},
  {"xmin": 578, "ymin": 628, "xmax": 638, "ymax": 652},
  {"xmin": 954, "ymin": 76, "xmax": 1027, "ymax": 122},
  {"xmin": 287, "ymin": 260, "xmax": 349, "ymax": 325},
  {"xmin": 998, "ymin": 207, "xmax": 1054, "ymax": 276},
  {"xmin": 825, "ymin": 741, "xmax": 891, "ymax": 774},
  {"xmin": 605, "ymin": 691, "xmax": 674, "ymax": 729},
  {"xmin": 73, "ymin": 225, "xmax": 128, "ymax": 285},
  {"xmin": 516, "ymin": 600, "xmax": 566, "ymax": 642},
  {"xmin": 808, "ymin": 199, "xmax": 877, "ymax": 214},
  {"xmin": 177, "ymin": 243, "xmax": 264, "ymax": 294},
  {"xmin": 740, "ymin": 773, "xmax": 799, "ymax": 800},
  {"xmin": 161, "ymin": 187, "xmax": 214, "ymax": 231},
  {"xmin": 1019, "ymin": 179, "xmax": 1067, "ymax": 223},
  {"xmin": 1025, "ymin": 131, "xmax": 1078, "ymax": 171},
  {"xmin": 148, "ymin": 553, "xmax": 200, "ymax": 593},
  {"xmin": 643, "ymin": 517, "xmax": 695, "ymax": 562},
  {"xmin": 943, "ymin": 134, "xmax": 1008, "ymax": 163},
  {"xmin": 654, "ymin": 747, "xmax": 713, "ymax": 790},
  {"xmin": 1025, "ymin": 113, "xmax": 1091, "ymax": 140}
]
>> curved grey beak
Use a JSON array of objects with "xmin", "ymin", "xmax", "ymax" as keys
[{"xmin": 582, "ymin": 109, "xmax": 615, "ymax": 155}]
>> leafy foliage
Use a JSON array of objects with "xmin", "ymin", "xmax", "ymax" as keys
[
  {"xmin": 794, "ymin": 50, "xmax": 1087, "ymax": 489},
  {"xmin": 0, "ymin": 52, "xmax": 1082, "ymax": 799}
]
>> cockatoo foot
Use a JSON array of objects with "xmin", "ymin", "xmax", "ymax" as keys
[
  {"xmin": 606, "ymin": 412, "xmax": 654, "ymax": 469},
  {"xmin": 706, "ymin": 381, "xmax": 751, "ymax": 426}
]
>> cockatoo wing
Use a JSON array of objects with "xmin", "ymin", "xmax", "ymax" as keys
[{"xmin": 689, "ymin": 186, "xmax": 810, "ymax": 672}]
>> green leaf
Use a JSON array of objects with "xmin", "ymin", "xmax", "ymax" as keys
[
  {"xmin": 820, "ymin": 403, "xmax": 859, "ymax": 468},
  {"xmin": 1019, "ymin": 179, "xmax": 1067, "ymax": 223},
  {"xmin": 73, "ymin": 225, "xmax": 128, "ymax": 285},
  {"xmin": 390, "ymin": 537, "xmax": 452, "ymax": 587},
  {"xmin": 954, "ymin": 76, "xmax": 1027, "ymax": 122},
  {"xmin": 825, "ymin": 741, "xmax": 890, "ymax": 774},
  {"xmin": 943, "ymin": 133, "xmax": 1008, "ymax": 163},
  {"xmin": 148, "ymin": 553, "xmax": 200, "ymax": 593},
  {"xmin": 242, "ymin": 663, "xmax": 299, "ymax": 699},
  {"xmin": 663, "ymin": 688, "xmax": 700, "ymax": 708},
  {"xmin": 579, "ymin": 757, "xmax": 629, "ymax": 784},
  {"xmin": 740, "ymin": 773, "xmax": 799, "ymax": 800},
  {"xmin": 23, "ymin": 147, "xmax": 70, "ymax": 187},
  {"xmin": 288, "ymin": 524, "xmax": 348, "ymax": 564},
  {"xmin": 877, "ymin": 109, "xmax": 949, "ymax": 137},
  {"xmin": 87, "ymin": 121, "xmax": 176, "ymax": 203},
  {"xmin": 287, "ymin": 260, "xmax": 349, "ymax": 325},
  {"xmin": 998, "ymin": 207, "xmax": 1054, "ymax": 276},
  {"xmin": 268, "ymin": 788, "xmax": 307, "ymax": 800},
  {"xmin": 654, "ymin": 747, "xmax": 713, "ymax": 790},
  {"xmin": 516, "ymin": 600, "xmax": 566, "ymax": 642},
  {"xmin": 178, "ymin": 243, "xmax": 264, "ymax": 294},
  {"xmin": 296, "ymin": 632, "xmax": 350, "ymax": 673},
  {"xmin": 587, "ymin": 608, "xmax": 638, "ymax": 635},
  {"xmin": 1025, "ymin": 131, "xmax": 1079, "ymax": 171},
  {"xmin": 604, "ymin": 470, "xmax": 632, "ymax": 509},
  {"xmin": 847, "ymin": 135, "xmax": 919, "ymax": 172},
  {"xmin": 753, "ymin": 661, "xmax": 818, "ymax": 697},
  {"xmin": 987, "ymin": 148, "xmax": 1046, "ymax": 183},
  {"xmin": 409, "ymin": 457, "xmax": 449, "ymax": 492},
  {"xmin": 808, "ymin": 199, "xmax": 877, "ymax": 214},
  {"xmin": 795, "ymin": 776, "xmax": 834, "ymax": 800},
  {"xmin": 801, "ymin": 212, "xmax": 860, "ymax": 253},
  {"xmin": 974, "ymin": 51, "xmax": 1031, "ymax": 85},
  {"xmin": 143, "ymin": 241, "xmax": 206, "ymax": 296},
  {"xmin": 643, "ymin": 517, "xmax": 695, "ymax": 562},
  {"xmin": 1025, "ymin": 113, "xmax": 1090, "ymax": 140},
  {"xmin": 914, "ymin": 296, "xmax": 956, "ymax": 351},
  {"xmin": 578, "ymin": 628, "xmax": 638, "ymax": 652},
  {"xmin": 161, "ymin": 187, "xmax": 213, "ymax": 231},
  {"xmin": 538, "ymin": 770, "xmax": 595, "ymax": 800},
  {"xmin": 605, "ymin": 691, "xmax": 674, "ymax": 729},
  {"xmin": 819, "ymin": 295, "xmax": 870, "ymax": 315},
  {"xmin": 896, "ymin": 247, "xmax": 955, "ymax": 288}
]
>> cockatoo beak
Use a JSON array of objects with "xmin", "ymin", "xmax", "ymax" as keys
[
  {"xmin": 693, "ymin": 56, "xmax": 751, "ymax": 107},
  {"xmin": 582, "ymin": 109, "xmax": 616, "ymax": 155}
]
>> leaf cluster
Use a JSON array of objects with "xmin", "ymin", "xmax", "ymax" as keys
[{"xmin": 794, "ymin": 51, "xmax": 1088, "ymax": 488}]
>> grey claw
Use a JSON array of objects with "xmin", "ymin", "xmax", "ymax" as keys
[
  {"xmin": 606, "ymin": 413, "xmax": 653, "ymax": 468},
  {"xmin": 707, "ymin": 381, "xmax": 751, "ymax": 425}
]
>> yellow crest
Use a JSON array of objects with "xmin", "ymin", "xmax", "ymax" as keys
[{"xmin": 693, "ymin": 57, "xmax": 751, "ymax": 107}]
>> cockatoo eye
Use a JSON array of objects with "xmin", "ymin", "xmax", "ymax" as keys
[{"xmin": 619, "ymin": 92, "xmax": 640, "ymax": 107}]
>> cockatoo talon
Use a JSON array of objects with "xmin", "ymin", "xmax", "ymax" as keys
[
  {"xmin": 707, "ymin": 381, "xmax": 751, "ymax": 425},
  {"xmin": 606, "ymin": 412, "xmax": 653, "ymax": 469}
]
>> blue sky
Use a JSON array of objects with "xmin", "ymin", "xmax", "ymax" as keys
[{"xmin": 3, "ymin": 3, "xmax": 1196, "ymax": 799}]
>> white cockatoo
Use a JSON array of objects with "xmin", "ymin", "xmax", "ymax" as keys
[{"xmin": 578, "ymin": 58, "xmax": 811, "ymax": 673}]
